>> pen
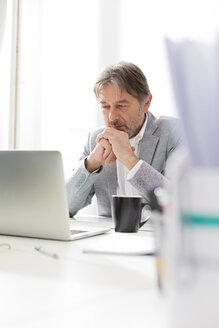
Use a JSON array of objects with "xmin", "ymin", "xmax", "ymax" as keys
[
  {"xmin": 83, "ymin": 249, "xmax": 156, "ymax": 256},
  {"xmin": 34, "ymin": 246, "xmax": 59, "ymax": 259}
]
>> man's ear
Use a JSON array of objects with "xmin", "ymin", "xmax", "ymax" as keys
[{"xmin": 143, "ymin": 94, "xmax": 152, "ymax": 113}]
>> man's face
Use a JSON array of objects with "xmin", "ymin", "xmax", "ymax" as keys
[{"xmin": 99, "ymin": 83, "xmax": 152, "ymax": 138}]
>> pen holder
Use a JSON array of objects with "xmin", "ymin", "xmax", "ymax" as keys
[{"xmin": 166, "ymin": 167, "xmax": 219, "ymax": 328}]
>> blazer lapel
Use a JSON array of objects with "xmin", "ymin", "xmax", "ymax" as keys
[{"xmin": 139, "ymin": 112, "xmax": 159, "ymax": 165}]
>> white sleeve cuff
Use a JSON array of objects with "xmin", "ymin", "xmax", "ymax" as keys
[{"xmin": 127, "ymin": 160, "xmax": 143, "ymax": 180}]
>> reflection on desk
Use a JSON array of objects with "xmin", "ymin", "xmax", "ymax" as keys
[
  {"xmin": 73, "ymin": 214, "xmax": 154, "ymax": 232},
  {"xmin": 0, "ymin": 216, "xmax": 167, "ymax": 328}
]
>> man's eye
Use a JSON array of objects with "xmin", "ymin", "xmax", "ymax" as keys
[
  {"xmin": 118, "ymin": 105, "xmax": 126, "ymax": 109},
  {"xmin": 102, "ymin": 105, "xmax": 110, "ymax": 109}
]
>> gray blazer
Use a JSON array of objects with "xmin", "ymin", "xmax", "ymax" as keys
[{"xmin": 66, "ymin": 111, "xmax": 181, "ymax": 217}]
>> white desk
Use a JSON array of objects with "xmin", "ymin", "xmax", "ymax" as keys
[{"xmin": 0, "ymin": 217, "xmax": 168, "ymax": 328}]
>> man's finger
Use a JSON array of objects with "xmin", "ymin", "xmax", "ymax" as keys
[
  {"xmin": 96, "ymin": 129, "xmax": 115, "ymax": 143},
  {"xmin": 98, "ymin": 138, "xmax": 112, "ymax": 159},
  {"xmin": 104, "ymin": 150, "xmax": 117, "ymax": 164}
]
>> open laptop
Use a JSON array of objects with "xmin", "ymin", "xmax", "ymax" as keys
[{"xmin": 0, "ymin": 151, "xmax": 110, "ymax": 241}]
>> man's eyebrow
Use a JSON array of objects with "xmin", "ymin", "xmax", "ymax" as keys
[
  {"xmin": 100, "ymin": 99, "xmax": 130, "ymax": 104},
  {"xmin": 116, "ymin": 99, "xmax": 130, "ymax": 104}
]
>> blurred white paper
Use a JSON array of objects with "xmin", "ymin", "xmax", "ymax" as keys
[
  {"xmin": 166, "ymin": 37, "xmax": 219, "ymax": 166},
  {"xmin": 83, "ymin": 233, "xmax": 155, "ymax": 256}
]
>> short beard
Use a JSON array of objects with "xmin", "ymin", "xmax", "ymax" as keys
[
  {"xmin": 108, "ymin": 117, "xmax": 144, "ymax": 138},
  {"xmin": 126, "ymin": 109, "xmax": 146, "ymax": 138},
  {"xmin": 108, "ymin": 106, "xmax": 145, "ymax": 138}
]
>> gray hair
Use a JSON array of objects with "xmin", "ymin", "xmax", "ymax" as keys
[{"xmin": 94, "ymin": 61, "xmax": 151, "ymax": 103}]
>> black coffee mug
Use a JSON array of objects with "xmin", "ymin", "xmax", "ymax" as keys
[{"xmin": 112, "ymin": 195, "xmax": 146, "ymax": 233}]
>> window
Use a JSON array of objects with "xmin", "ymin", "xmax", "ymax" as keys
[{"xmin": 1, "ymin": 0, "xmax": 219, "ymax": 176}]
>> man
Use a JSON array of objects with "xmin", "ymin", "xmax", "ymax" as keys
[{"xmin": 66, "ymin": 62, "xmax": 181, "ymax": 219}]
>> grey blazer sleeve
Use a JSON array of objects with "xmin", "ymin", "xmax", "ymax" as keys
[
  {"xmin": 66, "ymin": 128, "xmax": 104, "ymax": 217},
  {"xmin": 128, "ymin": 115, "xmax": 182, "ymax": 195},
  {"xmin": 128, "ymin": 160, "xmax": 167, "ymax": 195},
  {"xmin": 66, "ymin": 160, "xmax": 95, "ymax": 216}
]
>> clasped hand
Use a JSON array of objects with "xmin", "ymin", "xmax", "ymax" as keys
[{"xmin": 86, "ymin": 128, "xmax": 138, "ymax": 172}]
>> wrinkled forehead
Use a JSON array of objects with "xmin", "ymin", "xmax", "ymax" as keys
[
  {"xmin": 98, "ymin": 83, "xmax": 124, "ymax": 101},
  {"xmin": 98, "ymin": 82, "xmax": 137, "ymax": 104}
]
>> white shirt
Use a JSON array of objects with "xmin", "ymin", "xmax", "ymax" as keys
[{"xmin": 116, "ymin": 115, "xmax": 148, "ymax": 196}]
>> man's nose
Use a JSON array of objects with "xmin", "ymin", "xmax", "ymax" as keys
[{"xmin": 109, "ymin": 107, "xmax": 119, "ymax": 121}]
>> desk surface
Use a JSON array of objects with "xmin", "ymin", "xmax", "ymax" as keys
[{"xmin": 0, "ymin": 216, "xmax": 168, "ymax": 328}]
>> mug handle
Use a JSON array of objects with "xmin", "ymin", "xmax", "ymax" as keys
[{"xmin": 139, "ymin": 215, "xmax": 150, "ymax": 228}]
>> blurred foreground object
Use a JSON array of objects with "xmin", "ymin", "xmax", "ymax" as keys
[
  {"xmin": 166, "ymin": 37, "xmax": 219, "ymax": 167},
  {"xmin": 164, "ymin": 37, "xmax": 219, "ymax": 328}
]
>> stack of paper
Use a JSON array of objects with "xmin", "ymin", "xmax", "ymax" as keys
[{"xmin": 83, "ymin": 233, "xmax": 155, "ymax": 256}]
